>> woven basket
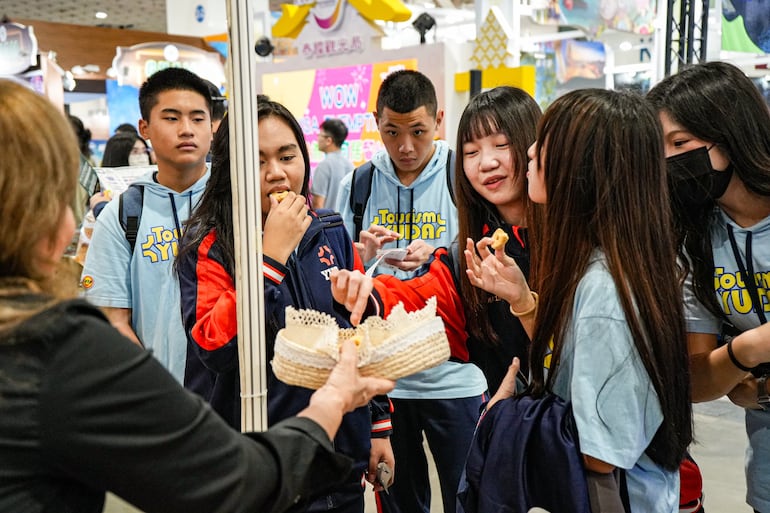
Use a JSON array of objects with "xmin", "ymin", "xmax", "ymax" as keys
[{"xmin": 272, "ymin": 298, "xmax": 450, "ymax": 390}]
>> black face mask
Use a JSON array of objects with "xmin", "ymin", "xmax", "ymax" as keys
[{"xmin": 666, "ymin": 145, "xmax": 733, "ymax": 206}]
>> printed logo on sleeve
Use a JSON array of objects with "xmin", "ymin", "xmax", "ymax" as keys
[
  {"xmin": 317, "ymin": 245, "xmax": 339, "ymax": 280},
  {"xmin": 81, "ymin": 275, "xmax": 94, "ymax": 289}
]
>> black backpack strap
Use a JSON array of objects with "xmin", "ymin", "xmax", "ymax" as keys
[
  {"xmin": 349, "ymin": 161, "xmax": 375, "ymax": 242},
  {"xmin": 118, "ymin": 184, "xmax": 145, "ymax": 253},
  {"xmin": 445, "ymin": 237, "xmax": 461, "ymax": 285},
  {"xmin": 446, "ymin": 148, "xmax": 456, "ymax": 205},
  {"xmin": 618, "ymin": 468, "xmax": 632, "ymax": 513},
  {"xmin": 316, "ymin": 209, "xmax": 351, "ymax": 267},
  {"xmin": 315, "ymin": 209, "xmax": 344, "ymax": 229}
]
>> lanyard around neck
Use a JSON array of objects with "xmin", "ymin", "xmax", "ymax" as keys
[
  {"xmin": 726, "ymin": 223, "xmax": 767, "ymax": 325},
  {"xmin": 168, "ymin": 193, "xmax": 185, "ymax": 240}
]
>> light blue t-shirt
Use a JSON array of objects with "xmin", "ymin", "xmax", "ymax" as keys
[
  {"xmin": 80, "ymin": 169, "xmax": 210, "ymax": 383},
  {"xmin": 336, "ymin": 141, "xmax": 486, "ymax": 399},
  {"xmin": 551, "ymin": 254, "xmax": 678, "ymax": 513},
  {"xmin": 683, "ymin": 209, "xmax": 770, "ymax": 511}
]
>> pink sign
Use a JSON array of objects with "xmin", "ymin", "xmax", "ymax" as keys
[
  {"xmin": 301, "ymin": 63, "xmax": 378, "ymax": 167},
  {"xmin": 263, "ymin": 59, "xmax": 416, "ymax": 169}
]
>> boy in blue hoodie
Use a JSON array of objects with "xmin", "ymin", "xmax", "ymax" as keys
[
  {"xmin": 337, "ymin": 70, "xmax": 458, "ymax": 280},
  {"xmin": 80, "ymin": 68, "xmax": 213, "ymax": 383}
]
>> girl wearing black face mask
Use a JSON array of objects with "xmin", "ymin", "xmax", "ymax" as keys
[
  {"xmin": 665, "ymin": 144, "xmax": 733, "ymax": 207},
  {"xmin": 649, "ymin": 61, "xmax": 770, "ymax": 513}
]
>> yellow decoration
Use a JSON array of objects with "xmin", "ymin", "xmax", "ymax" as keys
[
  {"xmin": 454, "ymin": 66, "xmax": 536, "ymax": 97},
  {"xmin": 455, "ymin": 7, "xmax": 535, "ymax": 97},
  {"xmin": 471, "ymin": 7, "xmax": 514, "ymax": 69},
  {"xmin": 262, "ymin": 69, "xmax": 317, "ymax": 116},
  {"xmin": 348, "ymin": 0, "xmax": 412, "ymax": 22},
  {"xmin": 274, "ymin": 0, "xmax": 411, "ymax": 39},
  {"xmin": 272, "ymin": 4, "xmax": 312, "ymax": 39}
]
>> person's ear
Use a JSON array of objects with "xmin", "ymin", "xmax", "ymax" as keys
[
  {"xmin": 138, "ymin": 119, "xmax": 149, "ymax": 140},
  {"xmin": 373, "ymin": 111, "xmax": 379, "ymax": 125},
  {"xmin": 435, "ymin": 109, "xmax": 444, "ymax": 129}
]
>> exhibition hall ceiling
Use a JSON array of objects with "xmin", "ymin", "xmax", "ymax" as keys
[
  {"xmin": 2, "ymin": 0, "xmax": 169, "ymax": 33},
  {"xmin": 2, "ymin": 0, "xmax": 468, "ymax": 35}
]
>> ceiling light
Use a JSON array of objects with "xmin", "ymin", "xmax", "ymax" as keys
[
  {"xmin": 95, "ymin": 11, "xmax": 108, "ymax": 19},
  {"xmin": 619, "ymin": 41, "xmax": 633, "ymax": 51},
  {"xmin": 163, "ymin": 44, "xmax": 180, "ymax": 62}
]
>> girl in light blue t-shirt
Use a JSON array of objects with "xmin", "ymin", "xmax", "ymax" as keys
[
  {"xmin": 649, "ymin": 61, "xmax": 770, "ymax": 513},
  {"xmin": 466, "ymin": 89, "xmax": 693, "ymax": 512}
]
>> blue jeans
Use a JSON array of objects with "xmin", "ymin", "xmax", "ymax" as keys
[{"xmin": 377, "ymin": 395, "xmax": 485, "ymax": 513}]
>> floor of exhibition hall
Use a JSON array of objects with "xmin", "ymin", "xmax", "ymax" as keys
[{"xmin": 103, "ymin": 398, "xmax": 752, "ymax": 513}]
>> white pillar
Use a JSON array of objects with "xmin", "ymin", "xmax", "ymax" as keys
[{"xmin": 227, "ymin": 0, "xmax": 269, "ymax": 433}]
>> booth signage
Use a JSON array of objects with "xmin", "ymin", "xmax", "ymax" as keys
[
  {"xmin": 262, "ymin": 59, "xmax": 417, "ymax": 168},
  {"xmin": 273, "ymin": 0, "xmax": 412, "ymax": 60},
  {"xmin": 112, "ymin": 42, "xmax": 225, "ymax": 88},
  {"xmin": 0, "ymin": 23, "xmax": 38, "ymax": 76},
  {"xmin": 301, "ymin": 35, "xmax": 365, "ymax": 58}
]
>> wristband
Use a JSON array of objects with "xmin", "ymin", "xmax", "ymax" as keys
[
  {"xmin": 727, "ymin": 337, "xmax": 752, "ymax": 373},
  {"xmin": 510, "ymin": 292, "xmax": 538, "ymax": 318}
]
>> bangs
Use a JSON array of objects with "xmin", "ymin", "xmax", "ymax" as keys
[{"xmin": 462, "ymin": 112, "xmax": 500, "ymax": 144}]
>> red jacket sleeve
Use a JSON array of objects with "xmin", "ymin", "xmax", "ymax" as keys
[
  {"xmin": 179, "ymin": 231, "xmax": 239, "ymax": 372},
  {"xmin": 371, "ymin": 248, "xmax": 469, "ymax": 362}
]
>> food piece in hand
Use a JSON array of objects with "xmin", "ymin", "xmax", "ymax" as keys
[
  {"xmin": 271, "ymin": 191, "xmax": 289, "ymax": 202},
  {"xmin": 490, "ymin": 228, "xmax": 509, "ymax": 250}
]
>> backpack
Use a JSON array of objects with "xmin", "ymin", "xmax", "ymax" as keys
[
  {"xmin": 349, "ymin": 149, "xmax": 455, "ymax": 242},
  {"xmin": 118, "ymin": 184, "xmax": 145, "ymax": 253},
  {"xmin": 458, "ymin": 394, "xmax": 594, "ymax": 513},
  {"xmin": 314, "ymin": 209, "xmax": 349, "ymax": 256},
  {"xmin": 315, "ymin": 209, "xmax": 345, "ymax": 231}
]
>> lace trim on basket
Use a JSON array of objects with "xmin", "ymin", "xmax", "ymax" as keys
[{"xmin": 275, "ymin": 297, "xmax": 441, "ymax": 369}]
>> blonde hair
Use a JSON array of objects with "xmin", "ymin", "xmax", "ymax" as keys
[{"xmin": 0, "ymin": 79, "xmax": 79, "ymax": 278}]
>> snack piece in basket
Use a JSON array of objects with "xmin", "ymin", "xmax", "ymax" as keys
[
  {"xmin": 490, "ymin": 228, "xmax": 509, "ymax": 250},
  {"xmin": 270, "ymin": 190, "xmax": 289, "ymax": 202},
  {"xmin": 272, "ymin": 298, "xmax": 450, "ymax": 389}
]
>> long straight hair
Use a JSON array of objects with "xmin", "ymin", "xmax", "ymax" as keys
[
  {"xmin": 647, "ymin": 61, "xmax": 770, "ymax": 320},
  {"xmin": 529, "ymin": 89, "xmax": 692, "ymax": 470},
  {"xmin": 177, "ymin": 96, "xmax": 311, "ymax": 276},
  {"xmin": 455, "ymin": 86, "xmax": 542, "ymax": 344}
]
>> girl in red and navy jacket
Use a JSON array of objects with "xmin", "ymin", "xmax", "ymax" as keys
[
  {"xmin": 345, "ymin": 87, "xmax": 543, "ymax": 397},
  {"xmin": 328, "ymin": 87, "xmax": 541, "ymax": 513},
  {"xmin": 176, "ymin": 100, "xmax": 391, "ymax": 513}
]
